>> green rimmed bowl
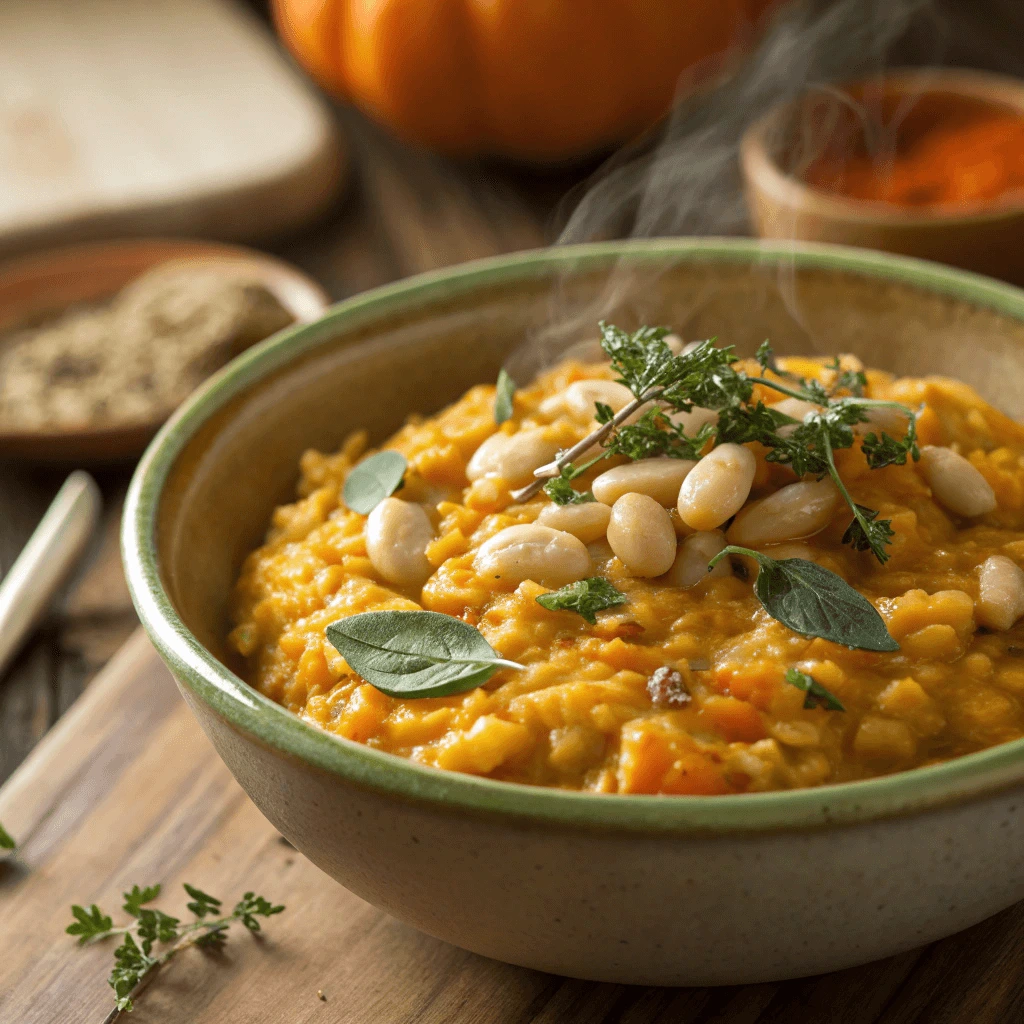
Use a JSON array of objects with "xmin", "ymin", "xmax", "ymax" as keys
[{"xmin": 123, "ymin": 239, "xmax": 1024, "ymax": 986}]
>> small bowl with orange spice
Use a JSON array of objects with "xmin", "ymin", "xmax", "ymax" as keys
[{"xmin": 741, "ymin": 68, "xmax": 1024, "ymax": 285}]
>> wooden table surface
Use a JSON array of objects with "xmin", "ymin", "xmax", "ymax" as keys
[{"xmin": 5, "ymin": 631, "xmax": 1024, "ymax": 1024}]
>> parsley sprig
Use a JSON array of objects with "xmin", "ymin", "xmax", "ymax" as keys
[{"xmin": 68, "ymin": 882, "xmax": 284, "ymax": 1019}]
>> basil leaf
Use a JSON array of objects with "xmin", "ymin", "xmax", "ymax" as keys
[
  {"xmin": 785, "ymin": 668, "xmax": 845, "ymax": 711},
  {"xmin": 711, "ymin": 546, "xmax": 899, "ymax": 652},
  {"xmin": 536, "ymin": 577, "xmax": 627, "ymax": 624},
  {"xmin": 494, "ymin": 368, "xmax": 516, "ymax": 425},
  {"xmin": 342, "ymin": 451, "xmax": 407, "ymax": 515},
  {"xmin": 326, "ymin": 610, "xmax": 523, "ymax": 698}
]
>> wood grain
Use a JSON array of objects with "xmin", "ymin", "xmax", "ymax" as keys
[
  {"xmin": 0, "ymin": 0, "xmax": 343, "ymax": 257},
  {"xmin": 3, "ymin": 632, "xmax": 1024, "ymax": 1023}
]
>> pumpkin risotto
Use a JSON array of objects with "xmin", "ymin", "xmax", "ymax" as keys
[{"xmin": 230, "ymin": 330, "xmax": 1024, "ymax": 795}]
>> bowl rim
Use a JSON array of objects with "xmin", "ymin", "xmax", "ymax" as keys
[
  {"xmin": 124, "ymin": 237, "xmax": 1024, "ymax": 834},
  {"xmin": 740, "ymin": 66, "xmax": 1024, "ymax": 228}
]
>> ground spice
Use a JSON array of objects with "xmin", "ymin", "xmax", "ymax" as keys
[
  {"xmin": 0, "ymin": 263, "xmax": 294, "ymax": 431},
  {"xmin": 802, "ymin": 89, "xmax": 1024, "ymax": 210}
]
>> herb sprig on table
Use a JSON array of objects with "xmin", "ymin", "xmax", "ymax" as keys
[{"xmin": 68, "ymin": 882, "xmax": 284, "ymax": 1020}]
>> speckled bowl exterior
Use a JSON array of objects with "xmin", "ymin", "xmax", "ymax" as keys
[{"xmin": 123, "ymin": 239, "xmax": 1024, "ymax": 986}]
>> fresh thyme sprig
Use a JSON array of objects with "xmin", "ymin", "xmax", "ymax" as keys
[
  {"xmin": 68, "ymin": 882, "xmax": 284, "ymax": 1020},
  {"xmin": 519, "ymin": 325, "xmax": 918, "ymax": 566}
]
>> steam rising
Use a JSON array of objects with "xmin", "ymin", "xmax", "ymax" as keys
[{"xmin": 506, "ymin": 0, "xmax": 1024, "ymax": 379}]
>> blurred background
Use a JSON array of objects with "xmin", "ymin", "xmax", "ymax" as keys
[{"xmin": 3, "ymin": 0, "xmax": 1024, "ymax": 783}]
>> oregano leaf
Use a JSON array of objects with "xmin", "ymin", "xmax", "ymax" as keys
[
  {"xmin": 710, "ymin": 546, "xmax": 899, "ymax": 652},
  {"xmin": 536, "ymin": 577, "xmax": 627, "ymax": 624},
  {"xmin": 494, "ymin": 368, "xmax": 516, "ymax": 425},
  {"xmin": 326, "ymin": 610, "xmax": 523, "ymax": 698},
  {"xmin": 343, "ymin": 451, "xmax": 407, "ymax": 515}
]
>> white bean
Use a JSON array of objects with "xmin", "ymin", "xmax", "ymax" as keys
[
  {"xmin": 475, "ymin": 524, "xmax": 590, "ymax": 589},
  {"xmin": 854, "ymin": 405, "xmax": 908, "ymax": 437},
  {"xmin": 677, "ymin": 443, "xmax": 757, "ymax": 531},
  {"xmin": 665, "ymin": 404, "xmax": 718, "ymax": 437},
  {"xmin": 592, "ymin": 458, "xmax": 696, "ymax": 507},
  {"xmin": 771, "ymin": 397, "xmax": 821, "ymax": 438},
  {"xmin": 666, "ymin": 530, "xmax": 731, "ymax": 588},
  {"xmin": 366, "ymin": 498, "xmax": 434, "ymax": 587},
  {"xmin": 727, "ymin": 478, "xmax": 839, "ymax": 547},
  {"xmin": 540, "ymin": 379, "xmax": 634, "ymax": 420},
  {"xmin": 466, "ymin": 428, "xmax": 560, "ymax": 487},
  {"xmin": 977, "ymin": 555, "xmax": 1024, "ymax": 631},
  {"xmin": 536, "ymin": 501, "xmax": 612, "ymax": 543},
  {"xmin": 919, "ymin": 445, "xmax": 997, "ymax": 517},
  {"xmin": 606, "ymin": 492, "xmax": 677, "ymax": 577}
]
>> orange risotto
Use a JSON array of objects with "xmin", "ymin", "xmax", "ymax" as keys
[{"xmin": 230, "ymin": 348, "xmax": 1024, "ymax": 795}]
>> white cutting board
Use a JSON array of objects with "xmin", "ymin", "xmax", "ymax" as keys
[{"xmin": 0, "ymin": 0, "xmax": 344, "ymax": 256}]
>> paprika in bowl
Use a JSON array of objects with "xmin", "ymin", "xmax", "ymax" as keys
[{"xmin": 741, "ymin": 68, "xmax": 1024, "ymax": 285}]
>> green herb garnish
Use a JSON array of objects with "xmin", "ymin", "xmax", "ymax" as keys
[
  {"xmin": 342, "ymin": 451, "xmax": 407, "ymax": 515},
  {"xmin": 602, "ymin": 406, "xmax": 714, "ymax": 462},
  {"xmin": 536, "ymin": 577, "xmax": 627, "ymax": 624},
  {"xmin": 494, "ymin": 368, "xmax": 516, "ymax": 425},
  {"xmin": 68, "ymin": 883, "xmax": 284, "ymax": 1017},
  {"xmin": 785, "ymin": 668, "xmax": 846, "ymax": 711},
  {"xmin": 543, "ymin": 460, "xmax": 598, "ymax": 505},
  {"xmin": 708, "ymin": 546, "xmax": 898, "ymax": 652},
  {"xmin": 0, "ymin": 822, "xmax": 14, "ymax": 851},
  {"xmin": 326, "ymin": 610, "xmax": 523, "ymax": 697}
]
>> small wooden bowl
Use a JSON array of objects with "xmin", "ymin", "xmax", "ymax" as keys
[
  {"xmin": 0, "ymin": 238, "xmax": 330, "ymax": 463},
  {"xmin": 741, "ymin": 68, "xmax": 1024, "ymax": 285}
]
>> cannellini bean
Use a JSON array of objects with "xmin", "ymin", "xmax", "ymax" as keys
[
  {"xmin": 771, "ymin": 397, "xmax": 821, "ymax": 438},
  {"xmin": 466, "ymin": 428, "xmax": 560, "ymax": 487},
  {"xmin": 475, "ymin": 524, "xmax": 590, "ymax": 589},
  {"xmin": 665, "ymin": 404, "xmax": 719, "ymax": 437},
  {"xmin": 666, "ymin": 530, "xmax": 731, "ymax": 588},
  {"xmin": 727, "ymin": 478, "xmax": 839, "ymax": 547},
  {"xmin": 365, "ymin": 498, "xmax": 434, "ymax": 587},
  {"xmin": 541, "ymin": 379, "xmax": 634, "ymax": 420},
  {"xmin": 919, "ymin": 445, "xmax": 997, "ymax": 517},
  {"xmin": 607, "ymin": 493, "xmax": 677, "ymax": 577},
  {"xmin": 536, "ymin": 501, "xmax": 612, "ymax": 543},
  {"xmin": 977, "ymin": 555, "xmax": 1024, "ymax": 630},
  {"xmin": 854, "ymin": 405, "xmax": 909, "ymax": 436},
  {"xmin": 592, "ymin": 458, "xmax": 696, "ymax": 507},
  {"xmin": 677, "ymin": 443, "xmax": 757, "ymax": 531}
]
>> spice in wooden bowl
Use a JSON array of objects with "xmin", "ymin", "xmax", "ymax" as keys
[
  {"xmin": 802, "ymin": 87, "xmax": 1024, "ymax": 212},
  {"xmin": 0, "ymin": 263, "xmax": 294, "ymax": 432}
]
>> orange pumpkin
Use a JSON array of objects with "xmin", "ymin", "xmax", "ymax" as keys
[{"xmin": 273, "ymin": 0, "xmax": 779, "ymax": 161}]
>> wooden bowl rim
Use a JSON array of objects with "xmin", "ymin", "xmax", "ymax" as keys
[{"xmin": 741, "ymin": 66, "xmax": 1024, "ymax": 228}]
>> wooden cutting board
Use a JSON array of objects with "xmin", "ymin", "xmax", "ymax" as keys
[
  {"xmin": 0, "ymin": 0, "xmax": 343, "ymax": 257},
  {"xmin": 2, "ymin": 629, "xmax": 1024, "ymax": 1023}
]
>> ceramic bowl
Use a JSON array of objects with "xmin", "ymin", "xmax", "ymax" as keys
[
  {"xmin": 741, "ymin": 68, "xmax": 1024, "ymax": 286},
  {"xmin": 123, "ymin": 239, "xmax": 1024, "ymax": 986}
]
